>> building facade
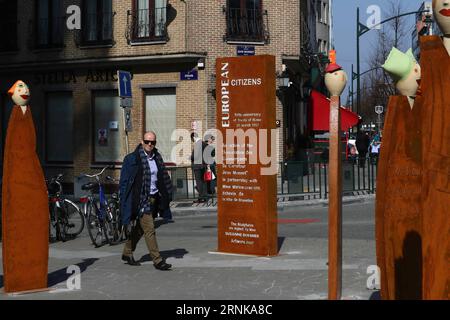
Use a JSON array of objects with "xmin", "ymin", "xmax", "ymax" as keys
[
  {"xmin": 315, "ymin": 0, "xmax": 332, "ymax": 54},
  {"xmin": 411, "ymin": 1, "xmax": 439, "ymax": 59},
  {"xmin": 0, "ymin": 0, "xmax": 328, "ymax": 193}
]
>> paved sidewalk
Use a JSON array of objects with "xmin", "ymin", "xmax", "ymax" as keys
[{"xmin": 0, "ymin": 195, "xmax": 378, "ymax": 300}]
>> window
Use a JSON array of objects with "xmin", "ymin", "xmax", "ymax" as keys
[
  {"xmin": 0, "ymin": 0, "xmax": 18, "ymax": 51},
  {"xmin": 131, "ymin": 0, "xmax": 167, "ymax": 42},
  {"xmin": 36, "ymin": 0, "xmax": 64, "ymax": 48},
  {"xmin": 45, "ymin": 92, "xmax": 74, "ymax": 163},
  {"xmin": 92, "ymin": 91, "xmax": 125, "ymax": 163},
  {"xmin": 316, "ymin": 1, "xmax": 322, "ymax": 23},
  {"xmin": 323, "ymin": 2, "xmax": 328, "ymax": 24},
  {"xmin": 145, "ymin": 88, "xmax": 176, "ymax": 163},
  {"xmin": 82, "ymin": 0, "xmax": 113, "ymax": 45},
  {"xmin": 226, "ymin": 0, "xmax": 265, "ymax": 43}
]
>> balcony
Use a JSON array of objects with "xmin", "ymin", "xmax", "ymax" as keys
[
  {"xmin": 126, "ymin": 8, "xmax": 168, "ymax": 44},
  {"xmin": 225, "ymin": 7, "xmax": 269, "ymax": 44},
  {"xmin": 30, "ymin": 17, "xmax": 65, "ymax": 49},
  {"xmin": 77, "ymin": 12, "xmax": 115, "ymax": 47}
]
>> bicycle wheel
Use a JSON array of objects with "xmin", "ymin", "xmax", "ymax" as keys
[
  {"xmin": 61, "ymin": 199, "xmax": 84, "ymax": 238},
  {"xmin": 107, "ymin": 199, "xmax": 123, "ymax": 245},
  {"xmin": 48, "ymin": 203, "xmax": 58, "ymax": 242},
  {"xmin": 55, "ymin": 207, "xmax": 66, "ymax": 242},
  {"xmin": 86, "ymin": 202, "xmax": 109, "ymax": 247}
]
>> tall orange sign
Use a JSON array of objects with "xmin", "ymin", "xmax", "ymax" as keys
[{"xmin": 216, "ymin": 55, "xmax": 278, "ymax": 256}]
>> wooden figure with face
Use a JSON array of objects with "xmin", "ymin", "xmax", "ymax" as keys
[
  {"xmin": 2, "ymin": 81, "xmax": 49, "ymax": 293},
  {"xmin": 418, "ymin": 0, "xmax": 450, "ymax": 300},
  {"xmin": 376, "ymin": 47, "xmax": 427, "ymax": 300},
  {"xmin": 433, "ymin": 0, "xmax": 450, "ymax": 54},
  {"xmin": 7, "ymin": 80, "xmax": 30, "ymax": 114},
  {"xmin": 382, "ymin": 48, "xmax": 421, "ymax": 109},
  {"xmin": 324, "ymin": 63, "xmax": 347, "ymax": 97}
]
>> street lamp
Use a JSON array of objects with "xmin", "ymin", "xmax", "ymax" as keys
[{"xmin": 375, "ymin": 105, "xmax": 384, "ymax": 133}]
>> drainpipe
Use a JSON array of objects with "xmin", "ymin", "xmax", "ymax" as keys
[{"xmin": 181, "ymin": 0, "xmax": 188, "ymax": 52}]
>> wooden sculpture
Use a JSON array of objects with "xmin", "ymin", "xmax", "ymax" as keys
[
  {"xmin": 417, "ymin": 0, "xmax": 450, "ymax": 300},
  {"xmin": 377, "ymin": 48, "xmax": 424, "ymax": 300},
  {"xmin": 2, "ymin": 80, "xmax": 49, "ymax": 293},
  {"xmin": 325, "ymin": 63, "xmax": 347, "ymax": 300}
]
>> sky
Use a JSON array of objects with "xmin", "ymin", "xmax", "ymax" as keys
[{"xmin": 332, "ymin": 0, "xmax": 428, "ymax": 103}]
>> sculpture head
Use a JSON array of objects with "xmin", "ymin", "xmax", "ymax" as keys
[
  {"xmin": 433, "ymin": 0, "xmax": 450, "ymax": 35},
  {"xmin": 382, "ymin": 48, "xmax": 421, "ymax": 97},
  {"xmin": 7, "ymin": 80, "xmax": 31, "ymax": 106},
  {"xmin": 324, "ymin": 63, "xmax": 347, "ymax": 96}
]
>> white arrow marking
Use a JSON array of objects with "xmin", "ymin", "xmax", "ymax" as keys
[{"xmin": 122, "ymin": 75, "xmax": 128, "ymax": 95}]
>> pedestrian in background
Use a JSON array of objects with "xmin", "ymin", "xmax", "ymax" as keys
[
  {"xmin": 204, "ymin": 134, "xmax": 216, "ymax": 196},
  {"xmin": 119, "ymin": 131, "xmax": 173, "ymax": 270},
  {"xmin": 191, "ymin": 132, "xmax": 208, "ymax": 203},
  {"xmin": 356, "ymin": 130, "xmax": 370, "ymax": 168}
]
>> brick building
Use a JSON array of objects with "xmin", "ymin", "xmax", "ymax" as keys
[{"xmin": 0, "ymin": 0, "xmax": 329, "ymax": 194}]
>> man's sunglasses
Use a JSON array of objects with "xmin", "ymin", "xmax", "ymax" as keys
[{"xmin": 143, "ymin": 140, "xmax": 157, "ymax": 145}]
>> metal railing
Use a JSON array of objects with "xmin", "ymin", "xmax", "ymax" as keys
[
  {"xmin": 225, "ymin": 8, "xmax": 267, "ymax": 42},
  {"xmin": 165, "ymin": 158, "xmax": 378, "ymax": 201},
  {"xmin": 126, "ymin": 8, "xmax": 168, "ymax": 43}
]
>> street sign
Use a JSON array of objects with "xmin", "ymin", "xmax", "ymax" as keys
[
  {"xmin": 375, "ymin": 105, "xmax": 383, "ymax": 114},
  {"xmin": 117, "ymin": 70, "xmax": 132, "ymax": 98},
  {"xmin": 237, "ymin": 46, "xmax": 255, "ymax": 56},
  {"xmin": 180, "ymin": 70, "xmax": 198, "ymax": 81}
]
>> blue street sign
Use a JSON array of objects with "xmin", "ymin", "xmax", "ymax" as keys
[
  {"xmin": 117, "ymin": 70, "xmax": 132, "ymax": 98},
  {"xmin": 180, "ymin": 70, "xmax": 198, "ymax": 81},
  {"xmin": 237, "ymin": 46, "xmax": 255, "ymax": 56}
]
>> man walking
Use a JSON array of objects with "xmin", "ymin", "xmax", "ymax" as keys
[
  {"xmin": 190, "ymin": 132, "xmax": 208, "ymax": 203},
  {"xmin": 119, "ymin": 131, "xmax": 173, "ymax": 270},
  {"xmin": 356, "ymin": 130, "xmax": 370, "ymax": 168}
]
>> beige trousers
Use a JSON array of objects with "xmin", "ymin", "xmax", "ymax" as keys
[{"xmin": 123, "ymin": 213, "xmax": 163, "ymax": 265}]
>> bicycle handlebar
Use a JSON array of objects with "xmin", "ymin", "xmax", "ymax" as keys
[{"xmin": 82, "ymin": 166, "xmax": 110, "ymax": 179}]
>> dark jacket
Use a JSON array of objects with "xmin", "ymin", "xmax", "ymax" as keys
[
  {"xmin": 356, "ymin": 132, "xmax": 370, "ymax": 155},
  {"xmin": 191, "ymin": 139, "xmax": 208, "ymax": 170},
  {"xmin": 119, "ymin": 145, "xmax": 173, "ymax": 225}
]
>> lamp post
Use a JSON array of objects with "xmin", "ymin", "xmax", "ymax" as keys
[
  {"xmin": 375, "ymin": 105, "xmax": 384, "ymax": 133},
  {"xmin": 355, "ymin": 7, "xmax": 430, "ymax": 123}
]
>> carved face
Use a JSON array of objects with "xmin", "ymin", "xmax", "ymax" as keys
[
  {"xmin": 325, "ymin": 69, "xmax": 347, "ymax": 96},
  {"xmin": 396, "ymin": 63, "xmax": 421, "ymax": 97},
  {"xmin": 433, "ymin": 0, "xmax": 450, "ymax": 35},
  {"xmin": 9, "ymin": 81, "xmax": 31, "ymax": 106}
]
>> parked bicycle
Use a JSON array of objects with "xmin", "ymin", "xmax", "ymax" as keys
[
  {"xmin": 80, "ymin": 166, "xmax": 124, "ymax": 247},
  {"xmin": 47, "ymin": 174, "xmax": 84, "ymax": 242},
  {"xmin": 104, "ymin": 175, "xmax": 130, "ymax": 244}
]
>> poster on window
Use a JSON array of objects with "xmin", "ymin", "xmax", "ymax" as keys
[{"xmin": 98, "ymin": 128, "xmax": 108, "ymax": 146}]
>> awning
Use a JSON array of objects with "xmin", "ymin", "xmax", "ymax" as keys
[{"xmin": 309, "ymin": 90, "xmax": 360, "ymax": 131}]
